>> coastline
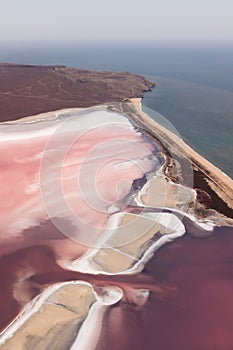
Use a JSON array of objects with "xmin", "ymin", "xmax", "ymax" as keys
[{"xmin": 129, "ymin": 98, "xmax": 233, "ymax": 215}]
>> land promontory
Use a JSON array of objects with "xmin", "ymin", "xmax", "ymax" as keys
[{"xmin": 0, "ymin": 63, "xmax": 154, "ymax": 121}]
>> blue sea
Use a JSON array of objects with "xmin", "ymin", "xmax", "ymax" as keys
[{"xmin": 1, "ymin": 42, "xmax": 233, "ymax": 177}]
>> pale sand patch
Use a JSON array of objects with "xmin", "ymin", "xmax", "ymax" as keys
[
  {"xmin": 108, "ymin": 213, "xmax": 161, "ymax": 254},
  {"xmin": 93, "ymin": 248, "xmax": 136, "ymax": 274},
  {"xmin": 1, "ymin": 284, "xmax": 96, "ymax": 350},
  {"xmin": 92, "ymin": 213, "xmax": 161, "ymax": 273},
  {"xmin": 139, "ymin": 176, "xmax": 195, "ymax": 209},
  {"xmin": 128, "ymin": 97, "xmax": 142, "ymax": 110}
]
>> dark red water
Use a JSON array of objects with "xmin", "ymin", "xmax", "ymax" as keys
[
  {"xmin": 0, "ymin": 219, "xmax": 233, "ymax": 350},
  {"xmin": 96, "ymin": 227, "xmax": 233, "ymax": 350}
]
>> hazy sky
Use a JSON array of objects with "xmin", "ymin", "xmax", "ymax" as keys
[{"xmin": 1, "ymin": 0, "xmax": 233, "ymax": 44}]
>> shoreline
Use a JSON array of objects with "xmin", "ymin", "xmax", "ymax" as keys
[{"xmin": 129, "ymin": 98, "xmax": 233, "ymax": 214}]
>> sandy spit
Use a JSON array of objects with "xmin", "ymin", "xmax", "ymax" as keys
[{"xmin": 129, "ymin": 98, "xmax": 233, "ymax": 210}]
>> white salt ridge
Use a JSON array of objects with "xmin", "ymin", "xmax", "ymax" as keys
[
  {"xmin": 0, "ymin": 282, "xmax": 123, "ymax": 350},
  {"xmin": 0, "ymin": 109, "xmax": 132, "ymax": 142},
  {"xmin": 65, "ymin": 212, "xmax": 186, "ymax": 275},
  {"xmin": 70, "ymin": 286, "xmax": 123, "ymax": 350}
]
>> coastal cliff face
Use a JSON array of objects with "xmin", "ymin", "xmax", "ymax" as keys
[{"xmin": 0, "ymin": 63, "xmax": 154, "ymax": 121}]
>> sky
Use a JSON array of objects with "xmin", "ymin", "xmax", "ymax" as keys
[{"xmin": 1, "ymin": 0, "xmax": 233, "ymax": 44}]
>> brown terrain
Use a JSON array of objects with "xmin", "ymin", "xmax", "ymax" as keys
[{"xmin": 0, "ymin": 62, "xmax": 154, "ymax": 122}]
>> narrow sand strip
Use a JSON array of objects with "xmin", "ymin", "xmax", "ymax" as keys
[{"xmin": 129, "ymin": 98, "xmax": 233, "ymax": 210}]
